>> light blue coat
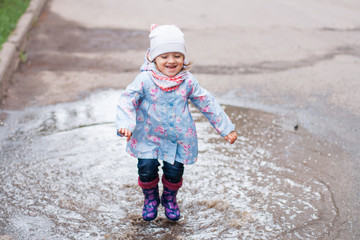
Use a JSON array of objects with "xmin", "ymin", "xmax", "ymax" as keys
[{"xmin": 115, "ymin": 71, "xmax": 235, "ymax": 165}]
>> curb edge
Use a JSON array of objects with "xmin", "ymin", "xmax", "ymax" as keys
[{"xmin": 0, "ymin": 0, "xmax": 48, "ymax": 100}]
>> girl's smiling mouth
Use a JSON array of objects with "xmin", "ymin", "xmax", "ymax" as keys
[{"xmin": 166, "ymin": 65, "xmax": 177, "ymax": 69}]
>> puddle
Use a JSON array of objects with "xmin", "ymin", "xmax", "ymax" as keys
[{"xmin": 0, "ymin": 90, "xmax": 357, "ymax": 239}]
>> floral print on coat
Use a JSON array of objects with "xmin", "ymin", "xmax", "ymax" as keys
[{"xmin": 115, "ymin": 71, "xmax": 235, "ymax": 165}]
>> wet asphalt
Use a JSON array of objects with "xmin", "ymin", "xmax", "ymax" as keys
[{"xmin": 0, "ymin": 90, "xmax": 356, "ymax": 239}]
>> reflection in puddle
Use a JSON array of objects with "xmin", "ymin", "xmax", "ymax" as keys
[{"xmin": 0, "ymin": 90, "xmax": 343, "ymax": 239}]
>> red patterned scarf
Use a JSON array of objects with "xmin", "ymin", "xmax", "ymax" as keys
[{"xmin": 140, "ymin": 50, "xmax": 187, "ymax": 92}]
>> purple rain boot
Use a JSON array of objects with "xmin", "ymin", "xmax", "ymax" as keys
[
  {"xmin": 161, "ymin": 175, "xmax": 183, "ymax": 221},
  {"xmin": 138, "ymin": 176, "xmax": 160, "ymax": 221}
]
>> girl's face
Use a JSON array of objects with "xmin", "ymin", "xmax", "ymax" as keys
[{"xmin": 154, "ymin": 52, "xmax": 184, "ymax": 77}]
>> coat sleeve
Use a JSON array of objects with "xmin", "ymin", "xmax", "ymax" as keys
[
  {"xmin": 189, "ymin": 75, "xmax": 235, "ymax": 137},
  {"xmin": 115, "ymin": 73, "xmax": 145, "ymax": 136}
]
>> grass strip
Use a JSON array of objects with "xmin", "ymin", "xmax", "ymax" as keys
[{"xmin": 0, "ymin": 0, "xmax": 30, "ymax": 47}]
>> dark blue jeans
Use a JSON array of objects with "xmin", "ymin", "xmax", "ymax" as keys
[{"xmin": 137, "ymin": 159, "xmax": 184, "ymax": 183}]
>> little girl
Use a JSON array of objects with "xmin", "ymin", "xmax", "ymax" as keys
[{"xmin": 116, "ymin": 24, "xmax": 237, "ymax": 222}]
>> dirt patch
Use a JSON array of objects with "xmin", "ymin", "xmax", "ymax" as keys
[{"xmin": 1, "ymin": 6, "xmax": 147, "ymax": 109}]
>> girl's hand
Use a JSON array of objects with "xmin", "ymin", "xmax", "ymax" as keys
[
  {"xmin": 118, "ymin": 128, "xmax": 132, "ymax": 142},
  {"xmin": 224, "ymin": 131, "xmax": 237, "ymax": 144}
]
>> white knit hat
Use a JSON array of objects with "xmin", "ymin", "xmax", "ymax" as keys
[{"xmin": 149, "ymin": 24, "xmax": 186, "ymax": 61}]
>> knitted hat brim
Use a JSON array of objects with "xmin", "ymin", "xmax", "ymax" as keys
[{"xmin": 149, "ymin": 43, "xmax": 186, "ymax": 61}]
